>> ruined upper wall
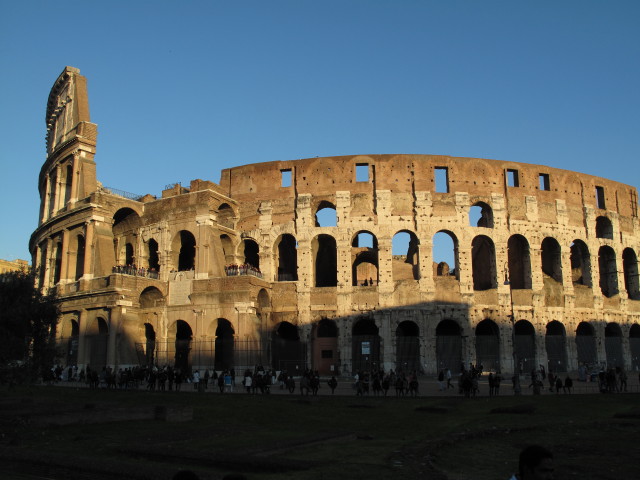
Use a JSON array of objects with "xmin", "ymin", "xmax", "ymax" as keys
[{"xmin": 219, "ymin": 154, "xmax": 638, "ymax": 218}]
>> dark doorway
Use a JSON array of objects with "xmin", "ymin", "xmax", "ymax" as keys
[
  {"xmin": 174, "ymin": 320, "xmax": 193, "ymax": 374},
  {"xmin": 313, "ymin": 319, "xmax": 338, "ymax": 375},
  {"xmin": 214, "ymin": 319, "xmax": 235, "ymax": 371},
  {"xmin": 436, "ymin": 320, "xmax": 462, "ymax": 373},
  {"xmin": 475, "ymin": 319, "xmax": 500, "ymax": 372},
  {"xmin": 178, "ymin": 231, "xmax": 196, "ymax": 271},
  {"xmin": 514, "ymin": 320, "xmax": 536, "ymax": 374},
  {"xmin": 396, "ymin": 321, "xmax": 420, "ymax": 374},
  {"xmin": 545, "ymin": 321, "xmax": 567, "ymax": 373},
  {"xmin": 575, "ymin": 322, "xmax": 597, "ymax": 367},
  {"xmin": 352, "ymin": 318, "xmax": 380, "ymax": 374},
  {"xmin": 272, "ymin": 322, "xmax": 305, "ymax": 373},
  {"xmin": 605, "ymin": 323, "xmax": 623, "ymax": 368}
]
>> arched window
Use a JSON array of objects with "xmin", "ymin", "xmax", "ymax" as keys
[
  {"xmin": 469, "ymin": 202, "xmax": 494, "ymax": 228},
  {"xmin": 570, "ymin": 240, "xmax": 592, "ymax": 287},
  {"xmin": 507, "ymin": 235, "xmax": 532, "ymax": 289},
  {"xmin": 175, "ymin": 231, "xmax": 196, "ymax": 271},
  {"xmin": 623, "ymin": 248, "xmax": 639, "ymax": 300},
  {"xmin": 243, "ymin": 239, "xmax": 260, "ymax": 269},
  {"xmin": 433, "ymin": 231, "xmax": 458, "ymax": 279},
  {"xmin": 125, "ymin": 243, "xmax": 134, "ymax": 266},
  {"xmin": 598, "ymin": 246, "xmax": 618, "ymax": 297},
  {"xmin": 276, "ymin": 234, "xmax": 298, "ymax": 281},
  {"xmin": 392, "ymin": 230, "xmax": 420, "ymax": 280},
  {"xmin": 471, "ymin": 235, "xmax": 497, "ymax": 290},
  {"xmin": 148, "ymin": 239, "xmax": 160, "ymax": 272},
  {"xmin": 139, "ymin": 287, "xmax": 164, "ymax": 308},
  {"xmin": 595, "ymin": 216, "xmax": 613, "ymax": 239},
  {"xmin": 315, "ymin": 201, "xmax": 337, "ymax": 227},
  {"xmin": 75, "ymin": 234, "xmax": 85, "ymax": 281},
  {"xmin": 313, "ymin": 234, "xmax": 337, "ymax": 287},
  {"xmin": 352, "ymin": 231, "xmax": 378, "ymax": 286},
  {"xmin": 541, "ymin": 237, "xmax": 563, "ymax": 284}
]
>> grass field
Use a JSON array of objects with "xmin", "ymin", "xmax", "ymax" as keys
[{"xmin": 0, "ymin": 385, "xmax": 638, "ymax": 479}]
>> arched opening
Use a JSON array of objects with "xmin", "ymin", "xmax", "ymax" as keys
[
  {"xmin": 313, "ymin": 319, "xmax": 338, "ymax": 375},
  {"xmin": 396, "ymin": 321, "xmax": 420, "ymax": 374},
  {"xmin": 125, "ymin": 243, "xmax": 134, "ymax": 266},
  {"xmin": 598, "ymin": 246, "xmax": 619, "ymax": 297},
  {"xmin": 630, "ymin": 324, "xmax": 640, "ymax": 372},
  {"xmin": 173, "ymin": 230, "xmax": 196, "ymax": 271},
  {"xmin": 471, "ymin": 235, "xmax": 497, "ymax": 290},
  {"xmin": 313, "ymin": 234, "xmax": 337, "ymax": 287},
  {"xmin": 144, "ymin": 323, "xmax": 156, "ymax": 366},
  {"xmin": 595, "ymin": 216, "xmax": 613, "ymax": 239},
  {"xmin": 271, "ymin": 322, "xmax": 305, "ymax": 373},
  {"xmin": 433, "ymin": 231, "xmax": 458, "ymax": 279},
  {"xmin": 174, "ymin": 320, "xmax": 193, "ymax": 374},
  {"xmin": 570, "ymin": 240, "xmax": 592, "ymax": 287},
  {"xmin": 514, "ymin": 320, "xmax": 536, "ymax": 374},
  {"xmin": 605, "ymin": 323, "xmax": 623, "ymax": 368},
  {"xmin": 575, "ymin": 322, "xmax": 597, "ymax": 368},
  {"xmin": 217, "ymin": 203, "xmax": 236, "ymax": 229},
  {"xmin": 53, "ymin": 241, "xmax": 62, "ymax": 284},
  {"xmin": 469, "ymin": 202, "xmax": 494, "ymax": 228},
  {"xmin": 61, "ymin": 318, "xmax": 79, "ymax": 366},
  {"xmin": 541, "ymin": 237, "xmax": 563, "ymax": 284},
  {"xmin": 275, "ymin": 234, "xmax": 298, "ymax": 281},
  {"xmin": 63, "ymin": 164, "xmax": 73, "ymax": 206},
  {"xmin": 392, "ymin": 230, "xmax": 420, "ymax": 280},
  {"xmin": 75, "ymin": 234, "xmax": 85, "ymax": 281},
  {"xmin": 214, "ymin": 319, "xmax": 235, "ymax": 371},
  {"xmin": 436, "ymin": 320, "xmax": 462, "ymax": 373},
  {"xmin": 475, "ymin": 319, "xmax": 500, "ymax": 372},
  {"xmin": 139, "ymin": 287, "xmax": 164, "ymax": 309},
  {"xmin": 352, "ymin": 318, "xmax": 380, "ymax": 374},
  {"xmin": 87, "ymin": 317, "xmax": 109, "ymax": 371},
  {"xmin": 113, "ymin": 208, "xmax": 141, "ymax": 267},
  {"xmin": 243, "ymin": 239, "xmax": 260, "ymax": 269},
  {"xmin": 315, "ymin": 202, "xmax": 337, "ymax": 227},
  {"xmin": 352, "ymin": 231, "xmax": 378, "ymax": 286},
  {"xmin": 623, "ymin": 248, "xmax": 639, "ymax": 300},
  {"xmin": 545, "ymin": 321, "xmax": 567, "ymax": 373},
  {"xmin": 508, "ymin": 235, "xmax": 532, "ymax": 289},
  {"xmin": 147, "ymin": 239, "xmax": 160, "ymax": 272}
]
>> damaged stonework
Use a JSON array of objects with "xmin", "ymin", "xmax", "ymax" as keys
[{"xmin": 30, "ymin": 67, "xmax": 640, "ymax": 377}]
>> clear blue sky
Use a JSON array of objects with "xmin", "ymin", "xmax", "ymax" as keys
[{"xmin": 1, "ymin": 1, "xmax": 639, "ymax": 262}]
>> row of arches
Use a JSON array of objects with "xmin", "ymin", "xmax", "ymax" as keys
[{"xmin": 60, "ymin": 317, "xmax": 640, "ymax": 375}]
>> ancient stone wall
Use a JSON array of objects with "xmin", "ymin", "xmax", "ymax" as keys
[{"xmin": 31, "ymin": 67, "xmax": 640, "ymax": 377}]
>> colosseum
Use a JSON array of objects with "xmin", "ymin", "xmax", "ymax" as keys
[{"xmin": 30, "ymin": 66, "xmax": 640, "ymax": 379}]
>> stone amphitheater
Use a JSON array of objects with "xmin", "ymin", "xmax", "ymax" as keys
[{"xmin": 30, "ymin": 66, "xmax": 640, "ymax": 378}]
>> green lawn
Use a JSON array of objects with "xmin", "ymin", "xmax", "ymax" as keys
[{"xmin": 0, "ymin": 386, "xmax": 638, "ymax": 479}]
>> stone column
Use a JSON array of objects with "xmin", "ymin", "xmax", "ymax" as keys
[
  {"xmin": 82, "ymin": 220, "xmax": 95, "ymax": 279},
  {"xmin": 76, "ymin": 309, "xmax": 88, "ymax": 370},
  {"xmin": 59, "ymin": 229, "xmax": 69, "ymax": 283},
  {"xmin": 107, "ymin": 308, "xmax": 121, "ymax": 368},
  {"xmin": 41, "ymin": 174, "xmax": 51, "ymax": 223}
]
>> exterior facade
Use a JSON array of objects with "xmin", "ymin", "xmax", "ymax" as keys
[{"xmin": 30, "ymin": 67, "xmax": 640, "ymax": 377}]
